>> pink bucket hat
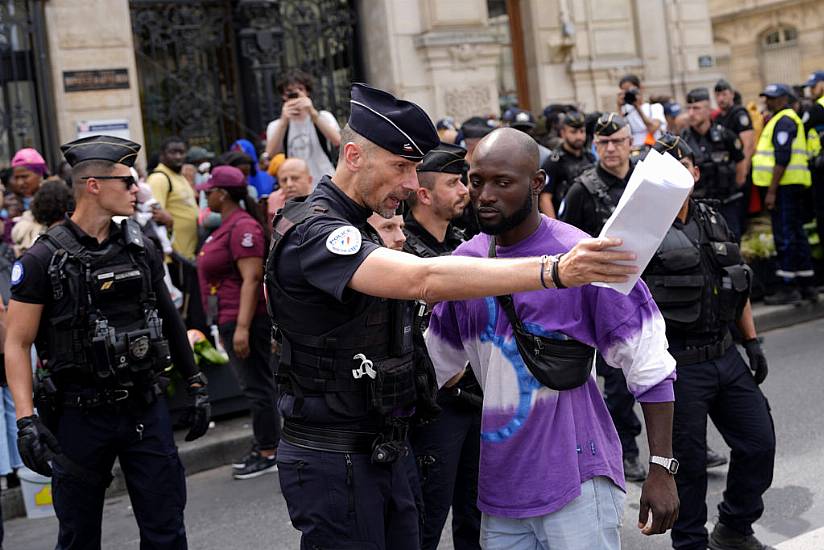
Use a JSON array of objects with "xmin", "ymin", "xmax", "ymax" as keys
[{"xmin": 11, "ymin": 148, "xmax": 48, "ymax": 175}]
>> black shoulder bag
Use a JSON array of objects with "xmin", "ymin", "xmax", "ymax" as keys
[{"xmin": 488, "ymin": 237, "xmax": 595, "ymax": 391}]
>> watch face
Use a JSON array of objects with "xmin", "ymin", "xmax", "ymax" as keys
[{"xmin": 669, "ymin": 458, "xmax": 679, "ymax": 474}]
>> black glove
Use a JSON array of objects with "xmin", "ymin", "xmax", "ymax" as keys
[
  {"xmin": 17, "ymin": 415, "xmax": 61, "ymax": 477},
  {"xmin": 184, "ymin": 373, "xmax": 211, "ymax": 442},
  {"xmin": 744, "ymin": 338, "xmax": 768, "ymax": 385}
]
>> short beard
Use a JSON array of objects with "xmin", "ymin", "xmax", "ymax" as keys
[{"xmin": 476, "ymin": 192, "xmax": 533, "ymax": 235}]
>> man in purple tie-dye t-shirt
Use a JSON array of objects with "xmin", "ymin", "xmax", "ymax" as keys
[{"xmin": 425, "ymin": 128, "xmax": 680, "ymax": 550}]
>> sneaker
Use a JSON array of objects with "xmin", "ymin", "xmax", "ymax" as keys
[
  {"xmin": 623, "ymin": 456, "xmax": 647, "ymax": 482},
  {"xmin": 233, "ymin": 453, "xmax": 278, "ymax": 480},
  {"xmin": 232, "ymin": 447, "xmax": 260, "ymax": 470},
  {"xmin": 708, "ymin": 521, "xmax": 775, "ymax": 550},
  {"xmin": 706, "ymin": 447, "xmax": 728, "ymax": 469},
  {"xmin": 764, "ymin": 287, "xmax": 803, "ymax": 306}
]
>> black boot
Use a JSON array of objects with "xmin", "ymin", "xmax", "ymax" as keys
[
  {"xmin": 623, "ymin": 456, "xmax": 647, "ymax": 482},
  {"xmin": 708, "ymin": 522, "xmax": 775, "ymax": 550},
  {"xmin": 800, "ymin": 284, "xmax": 819, "ymax": 303},
  {"xmin": 764, "ymin": 286, "xmax": 802, "ymax": 306}
]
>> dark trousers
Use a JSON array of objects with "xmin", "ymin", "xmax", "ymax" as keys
[
  {"xmin": 597, "ymin": 356, "xmax": 641, "ymax": 459},
  {"xmin": 277, "ymin": 440, "xmax": 422, "ymax": 550},
  {"xmin": 769, "ymin": 184, "xmax": 815, "ymax": 284},
  {"xmin": 719, "ymin": 197, "xmax": 742, "ymax": 243},
  {"xmin": 52, "ymin": 397, "xmax": 187, "ymax": 550},
  {"xmin": 813, "ymin": 169, "xmax": 824, "ymax": 265},
  {"xmin": 220, "ymin": 315, "xmax": 281, "ymax": 450},
  {"xmin": 670, "ymin": 346, "xmax": 775, "ymax": 550},
  {"xmin": 410, "ymin": 399, "xmax": 482, "ymax": 550}
]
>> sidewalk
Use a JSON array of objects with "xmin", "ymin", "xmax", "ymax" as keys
[{"xmin": 3, "ymin": 296, "xmax": 823, "ymax": 521}]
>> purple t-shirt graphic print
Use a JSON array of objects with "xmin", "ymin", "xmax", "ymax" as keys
[{"xmin": 425, "ymin": 216, "xmax": 675, "ymax": 518}]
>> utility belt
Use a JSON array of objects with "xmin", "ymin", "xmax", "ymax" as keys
[
  {"xmin": 60, "ymin": 381, "xmax": 165, "ymax": 410},
  {"xmin": 669, "ymin": 331, "xmax": 734, "ymax": 366},
  {"xmin": 282, "ymin": 419, "xmax": 410, "ymax": 464}
]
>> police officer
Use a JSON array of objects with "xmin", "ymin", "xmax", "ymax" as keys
[
  {"xmin": 644, "ymin": 134, "xmax": 775, "ymax": 550},
  {"xmin": 560, "ymin": 113, "xmax": 649, "ymax": 480},
  {"xmin": 4, "ymin": 135, "xmax": 210, "ymax": 549},
  {"xmin": 539, "ymin": 111, "xmax": 595, "ymax": 218},
  {"xmin": 714, "ymin": 79, "xmax": 755, "ymax": 159},
  {"xmin": 803, "ymin": 71, "xmax": 824, "ymax": 269},
  {"xmin": 680, "ymin": 87, "xmax": 747, "ymax": 240},
  {"xmin": 753, "ymin": 83, "xmax": 816, "ymax": 305},
  {"xmin": 404, "ymin": 142, "xmax": 482, "ymax": 550},
  {"xmin": 266, "ymin": 83, "xmax": 638, "ymax": 549}
]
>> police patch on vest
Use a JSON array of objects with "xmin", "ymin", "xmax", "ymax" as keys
[
  {"xmin": 129, "ymin": 335, "xmax": 150, "ymax": 360},
  {"xmin": 241, "ymin": 232, "xmax": 254, "ymax": 248},
  {"xmin": 10, "ymin": 261, "xmax": 24, "ymax": 285},
  {"xmin": 776, "ymin": 131, "xmax": 789, "ymax": 145},
  {"xmin": 326, "ymin": 226, "xmax": 362, "ymax": 255},
  {"xmin": 739, "ymin": 113, "xmax": 749, "ymax": 128}
]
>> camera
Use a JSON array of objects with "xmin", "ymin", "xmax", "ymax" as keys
[
  {"xmin": 285, "ymin": 91, "xmax": 299, "ymax": 100},
  {"xmin": 623, "ymin": 88, "xmax": 640, "ymax": 105}
]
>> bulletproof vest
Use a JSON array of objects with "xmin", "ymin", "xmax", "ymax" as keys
[
  {"xmin": 549, "ymin": 149, "xmax": 595, "ymax": 207},
  {"xmin": 577, "ymin": 166, "xmax": 617, "ymax": 234},
  {"xmin": 687, "ymin": 126, "xmax": 737, "ymax": 201},
  {"xmin": 265, "ymin": 199, "xmax": 416, "ymax": 420},
  {"xmin": 36, "ymin": 220, "xmax": 171, "ymax": 388},
  {"xmin": 643, "ymin": 202, "xmax": 751, "ymax": 341}
]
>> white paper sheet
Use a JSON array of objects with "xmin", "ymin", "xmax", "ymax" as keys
[{"xmin": 593, "ymin": 149, "xmax": 694, "ymax": 295}]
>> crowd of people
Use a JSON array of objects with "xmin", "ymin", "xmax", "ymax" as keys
[{"xmin": 0, "ymin": 66, "xmax": 822, "ymax": 550}]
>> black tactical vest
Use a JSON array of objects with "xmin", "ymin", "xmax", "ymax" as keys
[
  {"xmin": 265, "ymin": 199, "xmax": 417, "ymax": 420},
  {"xmin": 684, "ymin": 125, "xmax": 737, "ymax": 201},
  {"xmin": 36, "ymin": 220, "xmax": 171, "ymax": 388},
  {"xmin": 578, "ymin": 167, "xmax": 618, "ymax": 234},
  {"xmin": 643, "ymin": 201, "xmax": 751, "ymax": 342}
]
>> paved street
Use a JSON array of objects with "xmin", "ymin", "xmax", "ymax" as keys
[{"xmin": 6, "ymin": 317, "xmax": 824, "ymax": 549}]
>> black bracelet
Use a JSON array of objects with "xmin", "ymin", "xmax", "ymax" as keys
[
  {"xmin": 539, "ymin": 255, "xmax": 551, "ymax": 289},
  {"xmin": 551, "ymin": 253, "xmax": 567, "ymax": 289}
]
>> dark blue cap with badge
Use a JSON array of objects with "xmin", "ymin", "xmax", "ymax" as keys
[
  {"xmin": 348, "ymin": 82, "xmax": 439, "ymax": 161},
  {"xmin": 60, "ymin": 135, "xmax": 141, "ymax": 167},
  {"xmin": 759, "ymin": 83, "xmax": 792, "ymax": 98},
  {"xmin": 594, "ymin": 112, "xmax": 628, "ymax": 136},
  {"xmin": 805, "ymin": 71, "xmax": 824, "ymax": 88},
  {"xmin": 686, "ymin": 87, "xmax": 710, "ymax": 104},
  {"xmin": 417, "ymin": 142, "xmax": 467, "ymax": 175}
]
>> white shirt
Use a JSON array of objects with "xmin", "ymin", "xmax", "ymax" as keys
[
  {"xmin": 622, "ymin": 102, "xmax": 667, "ymax": 147},
  {"xmin": 266, "ymin": 111, "xmax": 339, "ymax": 186}
]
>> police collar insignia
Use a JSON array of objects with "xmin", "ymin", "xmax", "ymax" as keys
[
  {"xmin": 241, "ymin": 232, "xmax": 254, "ymax": 248},
  {"xmin": 10, "ymin": 261, "xmax": 24, "ymax": 285},
  {"xmin": 326, "ymin": 226, "xmax": 362, "ymax": 255}
]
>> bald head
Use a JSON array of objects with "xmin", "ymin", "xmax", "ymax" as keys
[
  {"xmin": 473, "ymin": 127, "xmax": 540, "ymax": 172},
  {"xmin": 277, "ymin": 157, "xmax": 313, "ymax": 199}
]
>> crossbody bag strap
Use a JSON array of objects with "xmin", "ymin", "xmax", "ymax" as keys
[{"xmin": 487, "ymin": 237, "xmax": 526, "ymax": 333}]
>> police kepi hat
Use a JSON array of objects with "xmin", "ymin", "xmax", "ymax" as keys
[
  {"xmin": 759, "ymin": 83, "xmax": 791, "ymax": 98},
  {"xmin": 652, "ymin": 133, "xmax": 694, "ymax": 162},
  {"xmin": 714, "ymin": 79, "xmax": 733, "ymax": 93},
  {"xmin": 417, "ymin": 142, "xmax": 467, "ymax": 175},
  {"xmin": 60, "ymin": 135, "xmax": 141, "ymax": 167},
  {"xmin": 593, "ymin": 112, "xmax": 628, "ymax": 136},
  {"xmin": 562, "ymin": 111, "xmax": 586, "ymax": 129},
  {"xmin": 196, "ymin": 165, "xmax": 246, "ymax": 191},
  {"xmin": 805, "ymin": 71, "xmax": 824, "ymax": 88},
  {"xmin": 686, "ymin": 87, "xmax": 710, "ymax": 104},
  {"xmin": 348, "ymin": 82, "xmax": 438, "ymax": 160}
]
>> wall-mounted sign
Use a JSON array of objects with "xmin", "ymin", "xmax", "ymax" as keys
[
  {"xmin": 76, "ymin": 119, "xmax": 130, "ymax": 140},
  {"xmin": 698, "ymin": 55, "xmax": 714, "ymax": 68},
  {"xmin": 63, "ymin": 69, "xmax": 129, "ymax": 92}
]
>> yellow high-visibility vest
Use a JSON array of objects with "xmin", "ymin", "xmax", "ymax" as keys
[
  {"xmin": 752, "ymin": 108, "xmax": 811, "ymax": 187},
  {"xmin": 808, "ymin": 96, "xmax": 824, "ymax": 159}
]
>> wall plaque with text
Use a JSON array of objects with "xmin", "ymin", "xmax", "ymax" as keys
[{"xmin": 63, "ymin": 69, "xmax": 130, "ymax": 92}]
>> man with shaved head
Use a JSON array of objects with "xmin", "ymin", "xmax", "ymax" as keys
[
  {"xmin": 266, "ymin": 157, "xmax": 314, "ymax": 220},
  {"xmin": 425, "ymin": 127, "xmax": 679, "ymax": 549}
]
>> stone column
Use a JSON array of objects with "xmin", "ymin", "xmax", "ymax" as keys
[{"xmin": 44, "ymin": 0, "xmax": 145, "ymax": 165}]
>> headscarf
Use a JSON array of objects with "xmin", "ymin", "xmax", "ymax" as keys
[{"xmin": 230, "ymin": 139, "xmax": 274, "ymax": 197}]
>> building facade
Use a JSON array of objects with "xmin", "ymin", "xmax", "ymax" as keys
[{"xmin": 2, "ymin": 0, "xmax": 823, "ymax": 170}]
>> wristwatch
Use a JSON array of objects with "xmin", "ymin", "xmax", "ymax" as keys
[{"xmin": 649, "ymin": 455, "xmax": 679, "ymax": 475}]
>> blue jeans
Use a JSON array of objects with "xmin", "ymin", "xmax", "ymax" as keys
[
  {"xmin": 769, "ymin": 184, "xmax": 814, "ymax": 284},
  {"xmin": 480, "ymin": 476, "xmax": 625, "ymax": 550},
  {"xmin": 0, "ymin": 387, "xmax": 23, "ymax": 475}
]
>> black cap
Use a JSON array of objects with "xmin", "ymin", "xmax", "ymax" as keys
[
  {"xmin": 652, "ymin": 133, "xmax": 694, "ymax": 162},
  {"xmin": 594, "ymin": 113, "xmax": 628, "ymax": 136},
  {"xmin": 417, "ymin": 142, "xmax": 467, "ymax": 175},
  {"xmin": 60, "ymin": 135, "xmax": 141, "ymax": 167},
  {"xmin": 714, "ymin": 79, "xmax": 733, "ymax": 93},
  {"xmin": 686, "ymin": 87, "xmax": 710, "ymax": 103},
  {"xmin": 759, "ymin": 83, "xmax": 792, "ymax": 98},
  {"xmin": 562, "ymin": 111, "xmax": 586, "ymax": 129},
  {"xmin": 461, "ymin": 116, "xmax": 495, "ymax": 139},
  {"xmin": 348, "ymin": 82, "xmax": 438, "ymax": 160}
]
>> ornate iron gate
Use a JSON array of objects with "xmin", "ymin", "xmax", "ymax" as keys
[
  {"xmin": 0, "ymin": 0, "xmax": 54, "ymax": 166},
  {"xmin": 130, "ymin": 0, "xmax": 358, "ymax": 157}
]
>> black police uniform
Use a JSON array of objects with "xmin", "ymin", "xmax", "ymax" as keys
[
  {"xmin": 267, "ymin": 83, "xmax": 439, "ymax": 549},
  {"xmin": 559, "ymin": 113, "xmax": 644, "ymax": 469},
  {"xmin": 11, "ymin": 135, "xmax": 208, "ymax": 550},
  {"xmin": 540, "ymin": 112, "xmax": 596, "ymax": 212},
  {"xmin": 680, "ymin": 89, "xmax": 746, "ymax": 240},
  {"xmin": 803, "ymin": 83, "xmax": 824, "ymax": 269},
  {"xmin": 643, "ymin": 200, "xmax": 775, "ymax": 550},
  {"xmin": 403, "ymin": 143, "xmax": 482, "ymax": 550}
]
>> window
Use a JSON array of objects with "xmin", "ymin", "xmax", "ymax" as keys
[{"xmin": 759, "ymin": 25, "xmax": 801, "ymax": 89}]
